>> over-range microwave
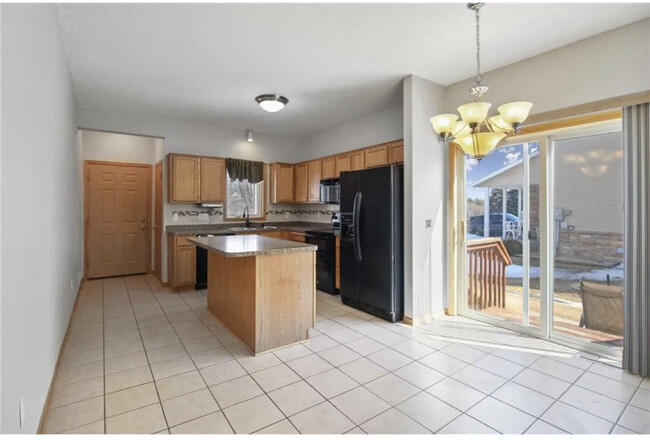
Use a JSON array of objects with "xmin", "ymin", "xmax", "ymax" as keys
[{"xmin": 319, "ymin": 178, "xmax": 340, "ymax": 204}]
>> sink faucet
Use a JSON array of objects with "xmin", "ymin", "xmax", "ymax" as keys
[{"xmin": 242, "ymin": 206, "xmax": 252, "ymax": 227}]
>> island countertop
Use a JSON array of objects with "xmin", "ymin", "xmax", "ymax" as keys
[{"xmin": 190, "ymin": 234, "xmax": 317, "ymax": 257}]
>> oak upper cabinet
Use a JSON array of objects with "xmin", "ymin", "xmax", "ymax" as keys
[
  {"xmin": 350, "ymin": 151, "xmax": 365, "ymax": 171},
  {"xmin": 322, "ymin": 156, "xmax": 336, "ymax": 179},
  {"xmin": 388, "ymin": 140, "xmax": 404, "ymax": 164},
  {"xmin": 307, "ymin": 160, "xmax": 322, "ymax": 202},
  {"xmin": 364, "ymin": 144, "xmax": 389, "ymax": 169},
  {"xmin": 270, "ymin": 163, "xmax": 294, "ymax": 203},
  {"xmin": 200, "ymin": 157, "xmax": 226, "ymax": 202},
  {"xmin": 294, "ymin": 162, "xmax": 308, "ymax": 203},
  {"xmin": 168, "ymin": 154, "xmax": 200, "ymax": 203},
  {"xmin": 335, "ymin": 154, "xmax": 351, "ymax": 177},
  {"xmin": 168, "ymin": 235, "xmax": 196, "ymax": 290}
]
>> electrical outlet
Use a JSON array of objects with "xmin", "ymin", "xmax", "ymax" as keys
[
  {"xmin": 425, "ymin": 219, "xmax": 432, "ymax": 229},
  {"xmin": 284, "ymin": 212, "xmax": 290, "ymax": 219},
  {"xmin": 19, "ymin": 397, "xmax": 25, "ymax": 428}
]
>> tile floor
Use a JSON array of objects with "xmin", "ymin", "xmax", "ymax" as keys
[{"xmin": 43, "ymin": 275, "xmax": 650, "ymax": 434}]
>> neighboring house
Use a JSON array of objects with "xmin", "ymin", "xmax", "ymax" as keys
[{"xmin": 471, "ymin": 132, "xmax": 624, "ymax": 266}]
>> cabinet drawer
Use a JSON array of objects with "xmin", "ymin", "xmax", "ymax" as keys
[{"xmin": 175, "ymin": 235, "xmax": 194, "ymax": 246}]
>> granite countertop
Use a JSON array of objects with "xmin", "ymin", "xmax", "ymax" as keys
[
  {"xmin": 166, "ymin": 221, "xmax": 335, "ymax": 236},
  {"xmin": 190, "ymin": 235, "xmax": 317, "ymax": 257}
]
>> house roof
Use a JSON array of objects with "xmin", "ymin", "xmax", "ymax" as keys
[{"xmin": 472, "ymin": 151, "xmax": 540, "ymax": 188}]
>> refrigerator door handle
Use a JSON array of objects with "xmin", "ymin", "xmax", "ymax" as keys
[{"xmin": 353, "ymin": 192, "xmax": 363, "ymax": 262}]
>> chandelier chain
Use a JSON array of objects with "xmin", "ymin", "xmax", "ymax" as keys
[{"xmin": 475, "ymin": 6, "xmax": 481, "ymax": 83}]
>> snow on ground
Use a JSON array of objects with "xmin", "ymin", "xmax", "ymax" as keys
[{"xmin": 506, "ymin": 263, "xmax": 624, "ymax": 281}]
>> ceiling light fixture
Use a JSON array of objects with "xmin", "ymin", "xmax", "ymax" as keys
[
  {"xmin": 255, "ymin": 94, "xmax": 289, "ymax": 113},
  {"xmin": 430, "ymin": 3, "xmax": 532, "ymax": 160},
  {"xmin": 246, "ymin": 129, "xmax": 254, "ymax": 142}
]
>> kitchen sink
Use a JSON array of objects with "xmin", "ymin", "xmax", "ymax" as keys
[{"xmin": 228, "ymin": 225, "xmax": 278, "ymax": 232}]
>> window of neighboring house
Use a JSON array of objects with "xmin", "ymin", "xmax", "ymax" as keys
[{"xmin": 224, "ymin": 171, "xmax": 265, "ymax": 220}]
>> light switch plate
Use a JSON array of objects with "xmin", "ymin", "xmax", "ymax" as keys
[{"xmin": 425, "ymin": 219, "xmax": 432, "ymax": 228}]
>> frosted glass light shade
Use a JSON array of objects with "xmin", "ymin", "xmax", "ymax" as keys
[
  {"xmin": 497, "ymin": 101, "xmax": 533, "ymax": 124},
  {"xmin": 259, "ymin": 100, "xmax": 285, "ymax": 112},
  {"xmin": 452, "ymin": 121, "xmax": 471, "ymax": 137},
  {"xmin": 453, "ymin": 132, "xmax": 506, "ymax": 159},
  {"xmin": 488, "ymin": 115, "xmax": 512, "ymax": 132},
  {"xmin": 458, "ymin": 102, "xmax": 491, "ymax": 124},
  {"xmin": 430, "ymin": 114, "xmax": 459, "ymax": 135}
]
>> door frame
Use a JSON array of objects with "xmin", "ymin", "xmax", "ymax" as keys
[
  {"xmin": 83, "ymin": 160, "xmax": 153, "ymax": 280},
  {"xmin": 154, "ymin": 160, "xmax": 163, "ymax": 282}
]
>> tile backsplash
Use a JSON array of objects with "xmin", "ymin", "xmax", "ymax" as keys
[{"xmin": 167, "ymin": 203, "xmax": 339, "ymax": 225}]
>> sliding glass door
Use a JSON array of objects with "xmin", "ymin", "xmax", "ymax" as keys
[{"xmin": 458, "ymin": 120, "xmax": 624, "ymax": 359}]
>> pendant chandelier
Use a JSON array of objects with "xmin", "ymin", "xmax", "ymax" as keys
[{"xmin": 431, "ymin": 3, "xmax": 533, "ymax": 160}]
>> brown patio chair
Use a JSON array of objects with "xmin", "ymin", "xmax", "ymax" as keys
[{"xmin": 578, "ymin": 280, "xmax": 624, "ymax": 335}]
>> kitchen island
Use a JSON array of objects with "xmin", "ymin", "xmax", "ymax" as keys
[{"xmin": 190, "ymin": 234, "xmax": 317, "ymax": 355}]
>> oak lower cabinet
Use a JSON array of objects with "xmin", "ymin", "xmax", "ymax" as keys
[
  {"xmin": 294, "ymin": 163, "xmax": 308, "ymax": 203},
  {"xmin": 270, "ymin": 163, "xmax": 295, "ymax": 203},
  {"xmin": 200, "ymin": 157, "xmax": 226, "ymax": 202},
  {"xmin": 168, "ymin": 234, "xmax": 196, "ymax": 290},
  {"xmin": 322, "ymin": 156, "xmax": 336, "ymax": 179},
  {"xmin": 335, "ymin": 154, "xmax": 351, "ymax": 177},
  {"xmin": 168, "ymin": 155, "xmax": 200, "ymax": 203},
  {"xmin": 308, "ymin": 160, "xmax": 322, "ymax": 202},
  {"xmin": 388, "ymin": 140, "xmax": 404, "ymax": 164},
  {"xmin": 288, "ymin": 231, "xmax": 306, "ymax": 242},
  {"xmin": 364, "ymin": 144, "xmax": 389, "ymax": 168},
  {"xmin": 350, "ymin": 151, "xmax": 365, "ymax": 171}
]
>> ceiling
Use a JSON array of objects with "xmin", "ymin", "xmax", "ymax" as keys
[{"xmin": 57, "ymin": 3, "xmax": 649, "ymax": 138}]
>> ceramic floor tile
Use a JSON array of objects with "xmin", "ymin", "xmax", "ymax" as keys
[
  {"xmin": 440, "ymin": 342, "xmax": 488, "ymax": 364},
  {"xmin": 419, "ymin": 351, "xmax": 468, "ymax": 376},
  {"xmin": 438, "ymin": 414, "xmax": 498, "ymax": 434},
  {"xmin": 222, "ymin": 395, "xmax": 284, "ymax": 434},
  {"xmin": 330, "ymin": 387, "xmax": 391, "ymax": 425},
  {"xmin": 327, "ymin": 327, "xmax": 364, "ymax": 344},
  {"xmin": 492, "ymin": 347, "xmax": 541, "ymax": 367},
  {"xmin": 306, "ymin": 368, "xmax": 359, "ymax": 399},
  {"xmin": 50, "ymin": 376, "xmax": 104, "ymax": 408},
  {"xmin": 150, "ymin": 355, "xmax": 196, "ymax": 380},
  {"xmin": 44, "ymin": 396, "xmax": 104, "ymax": 434},
  {"xmin": 200, "ymin": 359, "xmax": 247, "ymax": 386},
  {"xmin": 360, "ymin": 408, "xmax": 430, "ymax": 434},
  {"xmin": 105, "ymin": 339, "xmax": 145, "ymax": 359},
  {"xmin": 317, "ymin": 345, "xmax": 361, "ymax": 367},
  {"xmin": 182, "ymin": 335, "xmax": 223, "ymax": 354},
  {"xmin": 393, "ymin": 361, "xmax": 445, "ymax": 389},
  {"xmin": 146, "ymin": 342, "xmax": 188, "ymax": 364},
  {"xmin": 630, "ymin": 387, "xmax": 650, "ymax": 411},
  {"xmin": 618, "ymin": 405, "xmax": 650, "ymax": 433},
  {"xmin": 61, "ymin": 420, "xmax": 105, "ymax": 434},
  {"xmin": 611, "ymin": 424, "xmax": 638, "ymax": 434},
  {"xmin": 290, "ymin": 401, "xmax": 355, "ymax": 434},
  {"xmin": 364, "ymin": 373, "xmax": 420, "ymax": 406},
  {"xmin": 525, "ymin": 420, "xmax": 568, "ymax": 434},
  {"xmin": 255, "ymin": 419, "xmax": 299, "ymax": 434},
  {"xmin": 575, "ymin": 372, "xmax": 637, "ymax": 402},
  {"xmin": 105, "ymin": 351, "xmax": 149, "ymax": 375},
  {"xmin": 452, "ymin": 364, "xmax": 507, "ymax": 394},
  {"xmin": 210, "ymin": 375, "xmax": 264, "ymax": 408},
  {"xmin": 55, "ymin": 360, "xmax": 104, "ymax": 386},
  {"xmin": 106, "ymin": 382, "xmax": 159, "ymax": 417},
  {"xmin": 367, "ymin": 348, "xmax": 413, "ymax": 371},
  {"xmin": 169, "ymin": 411, "xmax": 234, "ymax": 434},
  {"xmin": 426, "ymin": 377, "xmax": 486, "ymax": 412},
  {"xmin": 268, "ymin": 380, "xmax": 326, "ymax": 416},
  {"xmin": 161, "ymin": 388, "xmax": 219, "ymax": 427},
  {"xmin": 472, "ymin": 353, "xmax": 525, "ymax": 379},
  {"xmin": 391, "ymin": 340, "xmax": 436, "ymax": 359},
  {"xmin": 105, "ymin": 365, "xmax": 153, "ymax": 393},
  {"xmin": 542, "ymin": 401, "xmax": 614, "ymax": 434},
  {"xmin": 338, "ymin": 357, "xmax": 388, "ymax": 385},
  {"xmin": 273, "ymin": 344, "xmax": 313, "ymax": 362},
  {"xmin": 588, "ymin": 363, "xmax": 644, "ymax": 387},
  {"xmin": 303, "ymin": 334, "xmax": 340, "ymax": 352},
  {"xmin": 287, "ymin": 354, "xmax": 334, "ymax": 378},
  {"xmin": 530, "ymin": 356, "xmax": 585, "ymax": 383},
  {"xmin": 344, "ymin": 336, "xmax": 387, "ymax": 356},
  {"xmin": 59, "ymin": 347, "xmax": 104, "ymax": 368},
  {"xmin": 156, "ymin": 370, "xmax": 207, "ymax": 401},
  {"xmin": 106, "ymin": 403, "xmax": 167, "ymax": 434},
  {"xmin": 189, "ymin": 347, "xmax": 234, "ymax": 369},
  {"xmin": 251, "ymin": 363, "xmax": 301, "ymax": 392},
  {"xmin": 492, "ymin": 381, "xmax": 555, "ymax": 417},
  {"xmin": 397, "ymin": 391, "xmax": 461, "ymax": 432},
  {"xmin": 512, "ymin": 368, "xmax": 571, "ymax": 399},
  {"xmin": 314, "ymin": 319, "xmax": 344, "ymax": 333},
  {"xmin": 467, "ymin": 396, "xmax": 535, "ymax": 434},
  {"xmin": 238, "ymin": 352, "xmax": 282, "ymax": 373},
  {"xmin": 560, "ymin": 385, "xmax": 627, "ymax": 422}
]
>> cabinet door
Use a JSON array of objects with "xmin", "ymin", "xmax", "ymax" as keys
[
  {"xmin": 335, "ymin": 154, "xmax": 351, "ymax": 178},
  {"xmin": 271, "ymin": 163, "xmax": 294, "ymax": 203},
  {"xmin": 364, "ymin": 145, "xmax": 389, "ymax": 168},
  {"xmin": 294, "ymin": 163, "xmax": 308, "ymax": 202},
  {"xmin": 200, "ymin": 157, "xmax": 226, "ymax": 202},
  {"xmin": 258, "ymin": 231, "xmax": 284, "ymax": 239},
  {"xmin": 174, "ymin": 243, "xmax": 196, "ymax": 287},
  {"xmin": 350, "ymin": 151, "xmax": 365, "ymax": 171},
  {"xmin": 307, "ymin": 160, "xmax": 322, "ymax": 202},
  {"xmin": 322, "ymin": 157, "xmax": 336, "ymax": 179},
  {"xmin": 169, "ymin": 155, "xmax": 200, "ymax": 202},
  {"xmin": 388, "ymin": 141, "xmax": 404, "ymax": 164}
]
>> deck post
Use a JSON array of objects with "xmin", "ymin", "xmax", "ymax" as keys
[
  {"xmin": 502, "ymin": 187, "xmax": 507, "ymax": 238},
  {"xmin": 483, "ymin": 187, "xmax": 490, "ymax": 238}
]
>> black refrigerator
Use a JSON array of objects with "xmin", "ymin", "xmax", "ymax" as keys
[{"xmin": 339, "ymin": 164, "xmax": 403, "ymax": 322}]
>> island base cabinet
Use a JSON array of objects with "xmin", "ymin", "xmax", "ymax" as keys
[{"xmin": 207, "ymin": 250, "xmax": 315, "ymax": 354}]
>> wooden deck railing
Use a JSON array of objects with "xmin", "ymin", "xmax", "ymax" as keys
[{"xmin": 467, "ymin": 238, "xmax": 513, "ymax": 311}]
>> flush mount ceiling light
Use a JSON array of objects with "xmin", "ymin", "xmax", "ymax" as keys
[
  {"xmin": 255, "ymin": 94, "xmax": 289, "ymax": 113},
  {"xmin": 430, "ymin": 3, "xmax": 533, "ymax": 160}
]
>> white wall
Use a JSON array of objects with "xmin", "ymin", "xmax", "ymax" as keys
[
  {"xmin": 1, "ymin": 4, "xmax": 81, "ymax": 433},
  {"xmin": 445, "ymin": 19, "xmax": 650, "ymax": 114},
  {"xmin": 403, "ymin": 75, "xmax": 448, "ymax": 322},
  {"xmin": 81, "ymin": 129, "xmax": 160, "ymax": 164},
  {"xmin": 296, "ymin": 104, "xmax": 404, "ymax": 162}
]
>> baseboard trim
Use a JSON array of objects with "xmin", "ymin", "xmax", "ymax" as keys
[
  {"xmin": 403, "ymin": 310, "xmax": 447, "ymax": 326},
  {"xmin": 403, "ymin": 316, "xmax": 414, "ymax": 326},
  {"xmin": 37, "ymin": 281, "xmax": 85, "ymax": 434}
]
